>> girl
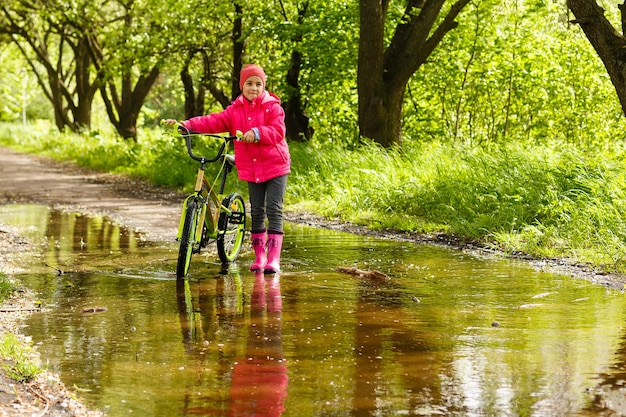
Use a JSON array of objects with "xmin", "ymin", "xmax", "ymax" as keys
[{"xmin": 165, "ymin": 64, "xmax": 290, "ymax": 273}]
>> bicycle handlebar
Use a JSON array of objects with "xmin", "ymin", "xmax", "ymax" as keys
[{"xmin": 161, "ymin": 120, "xmax": 240, "ymax": 164}]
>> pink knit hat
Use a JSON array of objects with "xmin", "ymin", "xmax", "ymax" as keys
[{"xmin": 239, "ymin": 64, "xmax": 266, "ymax": 90}]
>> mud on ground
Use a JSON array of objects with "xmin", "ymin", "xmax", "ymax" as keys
[{"xmin": 0, "ymin": 146, "xmax": 625, "ymax": 416}]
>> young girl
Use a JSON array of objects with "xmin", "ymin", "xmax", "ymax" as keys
[{"xmin": 165, "ymin": 64, "xmax": 290, "ymax": 273}]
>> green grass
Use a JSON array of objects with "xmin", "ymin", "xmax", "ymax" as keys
[
  {"xmin": 0, "ymin": 273, "xmax": 41, "ymax": 382},
  {"xmin": 289, "ymin": 140, "xmax": 626, "ymax": 271},
  {"xmin": 0, "ymin": 274, "xmax": 15, "ymax": 302},
  {"xmin": 3, "ymin": 121, "xmax": 626, "ymax": 272},
  {"xmin": 0, "ymin": 333, "xmax": 42, "ymax": 382}
]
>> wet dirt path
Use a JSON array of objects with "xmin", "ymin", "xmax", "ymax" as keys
[{"xmin": 0, "ymin": 146, "xmax": 181, "ymax": 242}]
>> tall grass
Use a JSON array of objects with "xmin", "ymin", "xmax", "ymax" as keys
[
  {"xmin": 288, "ymin": 140, "xmax": 626, "ymax": 271},
  {"xmin": 0, "ymin": 273, "xmax": 15, "ymax": 302},
  {"xmin": 3, "ymin": 122, "xmax": 626, "ymax": 272}
]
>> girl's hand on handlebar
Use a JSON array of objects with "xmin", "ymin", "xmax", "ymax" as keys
[
  {"xmin": 241, "ymin": 130, "xmax": 257, "ymax": 143},
  {"xmin": 160, "ymin": 119, "xmax": 189, "ymax": 135}
]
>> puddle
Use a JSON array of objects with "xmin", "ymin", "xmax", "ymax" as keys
[{"xmin": 1, "ymin": 204, "xmax": 625, "ymax": 416}]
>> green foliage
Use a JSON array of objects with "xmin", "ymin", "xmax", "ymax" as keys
[
  {"xmin": 0, "ymin": 273, "xmax": 15, "ymax": 303},
  {"xmin": 0, "ymin": 44, "xmax": 51, "ymax": 122},
  {"xmin": 404, "ymin": 0, "xmax": 626, "ymax": 146},
  {"xmin": 247, "ymin": 0, "xmax": 360, "ymax": 145},
  {"xmin": 0, "ymin": 0, "xmax": 625, "ymax": 149},
  {"xmin": 0, "ymin": 333, "xmax": 42, "ymax": 382}
]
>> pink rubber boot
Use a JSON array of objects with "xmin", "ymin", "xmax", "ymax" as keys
[
  {"xmin": 264, "ymin": 233, "xmax": 284, "ymax": 274},
  {"xmin": 249, "ymin": 231, "xmax": 267, "ymax": 271}
]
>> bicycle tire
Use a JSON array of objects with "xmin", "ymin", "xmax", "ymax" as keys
[
  {"xmin": 217, "ymin": 193, "xmax": 246, "ymax": 263},
  {"xmin": 176, "ymin": 199, "xmax": 201, "ymax": 279}
]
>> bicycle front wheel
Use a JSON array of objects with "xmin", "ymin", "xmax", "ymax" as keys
[
  {"xmin": 217, "ymin": 193, "xmax": 246, "ymax": 263},
  {"xmin": 177, "ymin": 199, "xmax": 202, "ymax": 279}
]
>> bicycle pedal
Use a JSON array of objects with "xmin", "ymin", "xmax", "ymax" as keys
[{"xmin": 230, "ymin": 212, "xmax": 245, "ymax": 224}]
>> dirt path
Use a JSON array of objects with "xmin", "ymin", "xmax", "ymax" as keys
[{"xmin": 0, "ymin": 146, "xmax": 182, "ymax": 242}]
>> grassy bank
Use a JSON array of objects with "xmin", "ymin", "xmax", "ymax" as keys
[
  {"xmin": 0, "ymin": 273, "xmax": 42, "ymax": 382},
  {"xmin": 2, "ymin": 122, "xmax": 626, "ymax": 273}
]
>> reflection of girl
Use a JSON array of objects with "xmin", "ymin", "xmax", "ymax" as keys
[{"xmin": 229, "ymin": 273, "xmax": 288, "ymax": 416}]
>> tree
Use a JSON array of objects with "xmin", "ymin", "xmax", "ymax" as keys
[
  {"xmin": 567, "ymin": 0, "xmax": 626, "ymax": 116},
  {"xmin": 358, "ymin": 0, "xmax": 472, "ymax": 147},
  {"xmin": 277, "ymin": 0, "xmax": 314, "ymax": 142},
  {"xmin": 181, "ymin": 1, "xmax": 245, "ymax": 118},
  {"xmin": 249, "ymin": 0, "xmax": 356, "ymax": 143},
  {"xmin": 0, "ymin": 0, "xmax": 169, "ymax": 139},
  {"xmin": 167, "ymin": 0, "xmax": 246, "ymax": 120},
  {"xmin": 86, "ymin": 0, "xmax": 166, "ymax": 140},
  {"xmin": 0, "ymin": 1, "xmax": 99, "ymax": 132}
]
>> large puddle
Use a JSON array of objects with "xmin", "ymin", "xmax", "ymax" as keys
[{"xmin": 1, "ymin": 204, "xmax": 626, "ymax": 416}]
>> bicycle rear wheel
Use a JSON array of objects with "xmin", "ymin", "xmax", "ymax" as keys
[
  {"xmin": 217, "ymin": 193, "xmax": 246, "ymax": 263},
  {"xmin": 177, "ymin": 199, "xmax": 202, "ymax": 279}
]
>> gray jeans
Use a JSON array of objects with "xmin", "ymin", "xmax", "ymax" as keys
[{"xmin": 248, "ymin": 174, "xmax": 288, "ymax": 234}]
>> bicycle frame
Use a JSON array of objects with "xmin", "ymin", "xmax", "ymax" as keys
[{"xmin": 176, "ymin": 154, "xmax": 236, "ymax": 243}]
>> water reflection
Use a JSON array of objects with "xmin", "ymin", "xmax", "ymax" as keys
[
  {"xmin": 175, "ymin": 271, "xmax": 288, "ymax": 416},
  {"xmin": 583, "ymin": 328, "xmax": 626, "ymax": 416},
  {"xmin": 3, "ymin": 205, "xmax": 626, "ymax": 416},
  {"xmin": 0, "ymin": 204, "xmax": 143, "ymax": 274},
  {"xmin": 230, "ymin": 273, "xmax": 288, "ymax": 415},
  {"xmin": 352, "ymin": 277, "xmax": 439, "ymax": 416}
]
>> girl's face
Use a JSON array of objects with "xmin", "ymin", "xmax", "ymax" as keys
[{"xmin": 242, "ymin": 76, "xmax": 264, "ymax": 101}]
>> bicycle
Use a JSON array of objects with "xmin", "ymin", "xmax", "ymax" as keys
[{"xmin": 164, "ymin": 122, "xmax": 247, "ymax": 279}]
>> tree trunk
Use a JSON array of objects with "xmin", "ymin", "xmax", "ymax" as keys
[
  {"xmin": 99, "ymin": 66, "xmax": 160, "ymax": 140},
  {"xmin": 181, "ymin": 56, "xmax": 199, "ymax": 118},
  {"xmin": 358, "ymin": 0, "xmax": 471, "ymax": 147},
  {"xmin": 284, "ymin": 49, "xmax": 314, "ymax": 141},
  {"xmin": 73, "ymin": 35, "xmax": 97, "ymax": 130},
  {"xmin": 358, "ymin": 81, "xmax": 405, "ymax": 148},
  {"xmin": 282, "ymin": 1, "xmax": 314, "ymax": 142},
  {"xmin": 358, "ymin": 0, "xmax": 393, "ymax": 146},
  {"xmin": 232, "ymin": 2, "xmax": 245, "ymax": 99},
  {"xmin": 567, "ymin": 0, "xmax": 626, "ymax": 115}
]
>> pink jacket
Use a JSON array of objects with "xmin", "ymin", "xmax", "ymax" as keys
[{"xmin": 182, "ymin": 91, "xmax": 291, "ymax": 183}]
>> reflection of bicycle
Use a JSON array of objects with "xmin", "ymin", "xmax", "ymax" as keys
[{"xmin": 165, "ymin": 123, "xmax": 246, "ymax": 279}]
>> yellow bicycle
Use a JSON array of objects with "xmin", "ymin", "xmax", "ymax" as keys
[{"xmin": 166, "ymin": 122, "xmax": 246, "ymax": 278}]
